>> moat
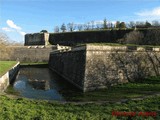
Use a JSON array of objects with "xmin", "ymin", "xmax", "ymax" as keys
[{"xmin": 8, "ymin": 66, "xmax": 79, "ymax": 101}]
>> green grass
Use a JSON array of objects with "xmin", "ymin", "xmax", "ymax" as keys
[
  {"xmin": 0, "ymin": 61, "xmax": 17, "ymax": 76},
  {"xmin": 61, "ymin": 77, "xmax": 160, "ymax": 102},
  {"xmin": 0, "ymin": 94, "xmax": 159, "ymax": 120},
  {"xmin": 20, "ymin": 62, "xmax": 48, "ymax": 65},
  {"xmin": 76, "ymin": 42, "xmax": 160, "ymax": 47}
]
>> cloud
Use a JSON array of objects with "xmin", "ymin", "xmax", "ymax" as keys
[
  {"xmin": 2, "ymin": 27, "xmax": 13, "ymax": 32},
  {"xmin": 136, "ymin": 7, "xmax": 160, "ymax": 17},
  {"xmin": 19, "ymin": 31, "xmax": 26, "ymax": 36},
  {"xmin": 135, "ymin": 7, "xmax": 160, "ymax": 21},
  {"xmin": 7, "ymin": 19, "xmax": 21, "ymax": 30},
  {"xmin": 2, "ymin": 19, "xmax": 26, "ymax": 36}
]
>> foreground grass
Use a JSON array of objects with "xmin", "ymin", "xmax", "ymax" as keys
[
  {"xmin": 0, "ymin": 61, "xmax": 17, "ymax": 76},
  {"xmin": 0, "ymin": 95, "xmax": 159, "ymax": 120}
]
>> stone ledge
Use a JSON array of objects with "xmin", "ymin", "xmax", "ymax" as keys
[
  {"xmin": 51, "ymin": 45, "xmax": 160, "ymax": 54},
  {"xmin": 0, "ymin": 62, "xmax": 20, "ymax": 92}
]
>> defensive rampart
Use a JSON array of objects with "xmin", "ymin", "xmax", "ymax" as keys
[
  {"xmin": 25, "ymin": 32, "xmax": 49, "ymax": 46},
  {"xmin": 0, "ymin": 46, "xmax": 55, "ymax": 62},
  {"xmin": 49, "ymin": 45, "xmax": 160, "ymax": 92}
]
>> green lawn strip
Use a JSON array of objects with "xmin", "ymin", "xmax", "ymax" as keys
[
  {"xmin": 76, "ymin": 42, "xmax": 160, "ymax": 47},
  {"xmin": 20, "ymin": 62, "xmax": 48, "ymax": 65},
  {"xmin": 0, "ymin": 61, "xmax": 17, "ymax": 76},
  {"xmin": 0, "ymin": 95, "xmax": 159, "ymax": 119},
  {"xmin": 85, "ymin": 43, "xmax": 160, "ymax": 47},
  {"xmin": 62, "ymin": 77, "xmax": 160, "ymax": 102}
]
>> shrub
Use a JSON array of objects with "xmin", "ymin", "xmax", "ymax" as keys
[{"xmin": 124, "ymin": 30, "xmax": 144, "ymax": 45}]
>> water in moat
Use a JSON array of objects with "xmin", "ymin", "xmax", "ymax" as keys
[{"xmin": 9, "ymin": 67, "xmax": 79, "ymax": 101}]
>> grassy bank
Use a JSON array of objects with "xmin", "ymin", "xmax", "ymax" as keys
[
  {"xmin": 20, "ymin": 62, "xmax": 48, "ymax": 66},
  {"xmin": 77, "ymin": 43, "xmax": 160, "ymax": 47},
  {"xmin": 0, "ymin": 95, "xmax": 159, "ymax": 120},
  {"xmin": 0, "ymin": 61, "xmax": 17, "ymax": 76},
  {"xmin": 60, "ymin": 76, "xmax": 160, "ymax": 102}
]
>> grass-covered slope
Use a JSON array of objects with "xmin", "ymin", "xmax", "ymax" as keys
[
  {"xmin": 0, "ymin": 61, "xmax": 17, "ymax": 76},
  {"xmin": 61, "ymin": 77, "xmax": 160, "ymax": 102}
]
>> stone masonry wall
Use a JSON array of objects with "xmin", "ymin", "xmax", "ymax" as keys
[
  {"xmin": 25, "ymin": 33, "xmax": 49, "ymax": 46},
  {"xmin": 49, "ymin": 45, "xmax": 160, "ymax": 92},
  {"xmin": 0, "ymin": 46, "xmax": 55, "ymax": 62},
  {"xmin": 84, "ymin": 45, "xmax": 160, "ymax": 91},
  {"xmin": 49, "ymin": 47, "xmax": 86, "ymax": 90}
]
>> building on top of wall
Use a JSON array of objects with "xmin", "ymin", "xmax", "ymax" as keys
[{"xmin": 24, "ymin": 31, "xmax": 49, "ymax": 46}]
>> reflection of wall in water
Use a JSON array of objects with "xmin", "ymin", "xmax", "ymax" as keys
[
  {"xmin": 28, "ymin": 79, "xmax": 50, "ymax": 90},
  {"xmin": 20, "ymin": 68, "xmax": 52, "ymax": 90}
]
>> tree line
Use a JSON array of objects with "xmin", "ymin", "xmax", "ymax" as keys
[{"xmin": 53, "ymin": 19, "xmax": 160, "ymax": 33}]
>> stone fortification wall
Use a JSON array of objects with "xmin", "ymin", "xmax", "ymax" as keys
[
  {"xmin": 0, "ymin": 46, "xmax": 55, "ymax": 62},
  {"xmin": 0, "ymin": 62, "xmax": 20, "ymax": 92},
  {"xmin": 49, "ymin": 47, "xmax": 86, "ymax": 90},
  {"xmin": 49, "ymin": 45, "xmax": 160, "ymax": 92},
  {"xmin": 84, "ymin": 45, "xmax": 160, "ymax": 91},
  {"xmin": 48, "ymin": 29, "xmax": 152, "ymax": 46},
  {"xmin": 25, "ymin": 33, "xmax": 49, "ymax": 46}
]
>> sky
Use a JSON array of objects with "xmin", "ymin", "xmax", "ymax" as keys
[{"xmin": 0, "ymin": 0, "xmax": 160, "ymax": 43}]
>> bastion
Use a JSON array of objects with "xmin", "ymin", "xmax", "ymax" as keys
[
  {"xmin": 49, "ymin": 45, "xmax": 160, "ymax": 92},
  {"xmin": 25, "ymin": 32, "xmax": 49, "ymax": 46}
]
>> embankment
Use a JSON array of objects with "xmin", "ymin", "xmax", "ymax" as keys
[{"xmin": 0, "ymin": 62, "xmax": 20, "ymax": 92}]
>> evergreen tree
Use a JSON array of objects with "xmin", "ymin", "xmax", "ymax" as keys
[
  {"xmin": 40, "ymin": 30, "xmax": 48, "ymax": 33},
  {"xmin": 103, "ymin": 18, "xmax": 107, "ymax": 29},
  {"xmin": 115, "ymin": 21, "xmax": 120, "ymax": 28},
  {"xmin": 145, "ymin": 21, "xmax": 152, "ymax": 28},
  {"xmin": 61, "ymin": 23, "xmax": 66, "ymax": 32},
  {"xmin": 119, "ymin": 22, "xmax": 126, "ymax": 29}
]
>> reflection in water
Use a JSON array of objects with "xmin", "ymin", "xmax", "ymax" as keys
[{"xmin": 13, "ymin": 67, "xmax": 71, "ymax": 101}]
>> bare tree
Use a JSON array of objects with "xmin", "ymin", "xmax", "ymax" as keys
[
  {"xmin": 0, "ymin": 33, "xmax": 11, "ymax": 46},
  {"xmin": 128, "ymin": 21, "xmax": 135, "ymax": 28},
  {"xmin": 67, "ymin": 22, "xmax": 75, "ymax": 32},
  {"xmin": 77, "ymin": 24, "xmax": 83, "ymax": 31},
  {"xmin": 95, "ymin": 22, "xmax": 103, "ymax": 30},
  {"xmin": 152, "ymin": 20, "xmax": 160, "ymax": 27},
  {"xmin": 91, "ymin": 21, "xmax": 95, "ymax": 30},
  {"xmin": 54, "ymin": 26, "xmax": 60, "ymax": 33},
  {"xmin": 135, "ymin": 21, "xmax": 145, "ymax": 28},
  {"xmin": 84, "ymin": 22, "xmax": 90, "ymax": 30},
  {"xmin": 0, "ymin": 33, "xmax": 14, "ymax": 60}
]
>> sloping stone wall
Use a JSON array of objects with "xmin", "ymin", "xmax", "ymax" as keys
[
  {"xmin": 49, "ymin": 47, "xmax": 86, "ymax": 90},
  {"xmin": 49, "ymin": 45, "xmax": 160, "ymax": 92}
]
